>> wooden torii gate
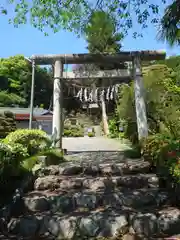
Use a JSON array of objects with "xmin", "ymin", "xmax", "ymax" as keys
[{"xmin": 29, "ymin": 51, "xmax": 166, "ymax": 148}]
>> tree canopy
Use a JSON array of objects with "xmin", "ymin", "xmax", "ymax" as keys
[
  {"xmin": 158, "ymin": 0, "xmax": 180, "ymax": 46},
  {"xmin": 85, "ymin": 11, "xmax": 123, "ymax": 54},
  {"xmin": 0, "ymin": 55, "xmax": 53, "ymax": 108},
  {"xmin": 0, "ymin": 55, "xmax": 83, "ymax": 113},
  {"xmin": 1, "ymin": 0, "xmax": 166, "ymax": 38}
]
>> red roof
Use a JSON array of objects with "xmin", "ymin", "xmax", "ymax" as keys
[{"xmin": 15, "ymin": 114, "xmax": 52, "ymax": 121}]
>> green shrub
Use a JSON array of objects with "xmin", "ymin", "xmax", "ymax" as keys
[
  {"xmin": 21, "ymin": 155, "xmax": 40, "ymax": 171},
  {"xmin": 115, "ymin": 65, "xmax": 180, "ymax": 143},
  {"xmin": 3, "ymin": 129, "xmax": 51, "ymax": 156},
  {"xmin": 63, "ymin": 126, "xmax": 84, "ymax": 137},
  {"xmin": 43, "ymin": 149, "xmax": 65, "ymax": 166},
  {"xmin": 88, "ymin": 132, "xmax": 95, "ymax": 137},
  {"xmin": 0, "ymin": 142, "xmax": 12, "ymax": 173},
  {"xmin": 0, "ymin": 111, "xmax": 16, "ymax": 139},
  {"xmin": 124, "ymin": 145, "xmax": 141, "ymax": 158},
  {"xmin": 0, "ymin": 142, "xmax": 27, "ymax": 180},
  {"xmin": 21, "ymin": 149, "xmax": 65, "ymax": 170},
  {"xmin": 108, "ymin": 118, "xmax": 119, "ymax": 138},
  {"xmin": 72, "ymin": 131, "xmax": 84, "ymax": 137},
  {"xmin": 108, "ymin": 117, "xmax": 127, "ymax": 139},
  {"xmin": 63, "ymin": 129, "xmax": 72, "ymax": 137},
  {"xmin": 142, "ymin": 133, "xmax": 180, "ymax": 181}
]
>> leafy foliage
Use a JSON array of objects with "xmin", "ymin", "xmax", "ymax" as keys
[
  {"xmin": 158, "ymin": 0, "xmax": 180, "ymax": 46},
  {"xmin": 108, "ymin": 116, "xmax": 124, "ymax": 139},
  {"xmin": 0, "ymin": 91, "xmax": 25, "ymax": 107},
  {"xmin": 63, "ymin": 124, "xmax": 84, "ymax": 137},
  {"xmin": 0, "ymin": 55, "xmax": 82, "ymax": 113},
  {"xmin": 115, "ymin": 82, "xmax": 138, "ymax": 143},
  {"xmin": 115, "ymin": 64, "xmax": 180, "ymax": 143},
  {"xmin": 87, "ymin": 132, "xmax": 95, "ymax": 137},
  {"xmin": 0, "ymin": 141, "xmax": 28, "ymax": 186},
  {"xmin": 157, "ymin": 56, "xmax": 180, "ymax": 86},
  {"xmin": 0, "ymin": 111, "xmax": 16, "ymax": 138},
  {"xmin": 142, "ymin": 134, "xmax": 180, "ymax": 181},
  {"xmin": 85, "ymin": 11, "xmax": 123, "ymax": 54},
  {"xmin": 0, "ymin": 142, "xmax": 15, "ymax": 180},
  {"xmin": 21, "ymin": 149, "xmax": 65, "ymax": 171},
  {"xmin": 0, "ymin": 129, "xmax": 63, "ymax": 199},
  {"xmin": 0, "ymin": 55, "xmax": 53, "ymax": 108},
  {"xmin": 3, "ymin": 129, "xmax": 51, "ymax": 156},
  {"xmin": 0, "ymin": 0, "xmax": 167, "ymax": 38},
  {"xmin": 72, "ymin": 10, "xmax": 124, "ymax": 90}
]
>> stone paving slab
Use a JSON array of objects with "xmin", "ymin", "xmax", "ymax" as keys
[{"xmin": 62, "ymin": 137, "xmax": 131, "ymax": 152}]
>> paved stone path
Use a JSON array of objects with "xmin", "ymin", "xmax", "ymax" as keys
[{"xmin": 62, "ymin": 137, "xmax": 131, "ymax": 152}]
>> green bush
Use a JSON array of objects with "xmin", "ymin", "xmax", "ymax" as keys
[
  {"xmin": 3, "ymin": 129, "xmax": 51, "ymax": 156},
  {"xmin": 108, "ymin": 117, "xmax": 127, "ymax": 139},
  {"xmin": 142, "ymin": 133, "xmax": 180, "ymax": 181},
  {"xmin": 63, "ymin": 129, "xmax": 72, "ymax": 137},
  {"xmin": 108, "ymin": 118, "xmax": 119, "ymax": 138},
  {"xmin": 124, "ymin": 145, "xmax": 141, "ymax": 158},
  {"xmin": 43, "ymin": 149, "xmax": 65, "ymax": 166},
  {"xmin": 0, "ymin": 129, "xmax": 49, "ymax": 180},
  {"xmin": 88, "ymin": 132, "xmax": 95, "ymax": 137},
  {"xmin": 115, "ymin": 64, "xmax": 180, "ymax": 143},
  {"xmin": 21, "ymin": 149, "xmax": 65, "ymax": 171},
  {"xmin": 63, "ymin": 126, "xmax": 84, "ymax": 137},
  {"xmin": 0, "ymin": 142, "xmax": 12, "ymax": 173},
  {"xmin": 0, "ymin": 142, "xmax": 27, "ymax": 181},
  {"xmin": 21, "ymin": 155, "xmax": 40, "ymax": 171},
  {"xmin": 0, "ymin": 111, "xmax": 16, "ymax": 139}
]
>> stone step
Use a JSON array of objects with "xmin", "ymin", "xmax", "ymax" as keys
[
  {"xmin": 34, "ymin": 174, "xmax": 159, "ymax": 192},
  {"xmin": 20, "ymin": 188, "xmax": 169, "ymax": 214},
  {"xmin": 7, "ymin": 207, "xmax": 180, "ymax": 239},
  {"xmin": 37, "ymin": 160, "xmax": 151, "ymax": 177}
]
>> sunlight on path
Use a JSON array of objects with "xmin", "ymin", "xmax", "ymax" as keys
[{"xmin": 62, "ymin": 137, "xmax": 131, "ymax": 152}]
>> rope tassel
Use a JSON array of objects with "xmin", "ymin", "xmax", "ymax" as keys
[
  {"xmin": 95, "ymin": 88, "xmax": 98, "ymax": 102},
  {"xmin": 79, "ymin": 88, "xmax": 83, "ymax": 101},
  {"xmin": 89, "ymin": 90, "xmax": 93, "ymax": 102},
  {"xmin": 106, "ymin": 87, "xmax": 110, "ymax": 101},
  {"xmin": 110, "ymin": 86, "xmax": 115, "ymax": 100}
]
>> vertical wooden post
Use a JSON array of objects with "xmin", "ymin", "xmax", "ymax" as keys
[
  {"xmin": 133, "ymin": 54, "xmax": 148, "ymax": 140},
  {"xmin": 101, "ymin": 99, "xmax": 109, "ymax": 136},
  {"xmin": 99, "ymin": 79, "xmax": 109, "ymax": 136},
  {"xmin": 100, "ymin": 94, "xmax": 109, "ymax": 136},
  {"xmin": 29, "ymin": 59, "xmax": 35, "ymax": 129},
  {"xmin": 52, "ymin": 60, "xmax": 63, "ymax": 148}
]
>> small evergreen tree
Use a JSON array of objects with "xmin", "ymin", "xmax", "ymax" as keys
[{"xmin": 0, "ymin": 111, "xmax": 16, "ymax": 138}]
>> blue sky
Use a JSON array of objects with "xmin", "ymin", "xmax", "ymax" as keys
[{"xmin": 0, "ymin": 6, "xmax": 179, "ymax": 60}]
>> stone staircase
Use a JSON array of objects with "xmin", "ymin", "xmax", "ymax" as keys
[{"xmin": 2, "ymin": 152, "xmax": 180, "ymax": 239}]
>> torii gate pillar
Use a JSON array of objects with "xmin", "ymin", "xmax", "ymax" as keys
[
  {"xmin": 52, "ymin": 60, "xmax": 64, "ymax": 148},
  {"xmin": 133, "ymin": 54, "xmax": 148, "ymax": 140}
]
